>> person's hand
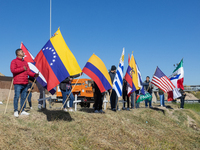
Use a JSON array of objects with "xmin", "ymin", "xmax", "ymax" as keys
[
  {"xmin": 34, "ymin": 73, "xmax": 39, "ymax": 78},
  {"xmin": 23, "ymin": 66, "xmax": 27, "ymax": 71},
  {"xmin": 28, "ymin": 88, "xmax": 31, "ymax": 92},
  {"xmin": 70, "ymin": 78, "xmax": 73, "ymax": 81}
]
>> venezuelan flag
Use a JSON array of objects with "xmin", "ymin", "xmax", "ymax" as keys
[
  {"xmin": 124, "ymin": 54, "xmax": 140, "ymax": 92},
  {"xmin": 82, "ymin": 54, "xmax": 112, "ymax": 93},
  {"xmin": 35, "ymin": 28, "xmax": 82, "ymax": 92}
]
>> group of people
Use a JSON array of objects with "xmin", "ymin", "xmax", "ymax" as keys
[{"xmin": 10, "ymin": 48, "xmax": 186, "ymax": 117}]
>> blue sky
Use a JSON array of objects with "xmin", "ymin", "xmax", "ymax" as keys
[{"xmin": 0, "ymin": 0, "xmax": 199, "ymax": 85}]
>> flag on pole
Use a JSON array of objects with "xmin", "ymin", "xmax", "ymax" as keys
[
  {"xmin": 35, "ymin": 28, "xmax": 82, "ymax": 92},
  {"xmin": 127, "ymin": 53, "xmax": 132, "ymax": 96},
  {"xmin": 151, "ymin": 67, "xmax": 176, "ymax": 92},
  {"xmin": 169, "ymin": 59, "xmax": 184, "ymax": 90},
  {"xmin": 151, "ymin": 67, "xmax": 181, "ymax": 101},
  {"xmin": 124, "ymin": 53, "xmax": 140, "ymax": 94},
  {"xmin": 82, "ymin": 54, "xmax": 112, "ymax": 93},
  {"xmin": 113, "ymin": 48, "xmax": 125, "ymax": 97},
  {"xmin": 20, "ymin": 43, "xmax": 56, "ymax": 94}
]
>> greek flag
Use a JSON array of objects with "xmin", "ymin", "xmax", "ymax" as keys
[{"xmin": 113, "ymin": 48, "xmax": 125, "ymax": 97}]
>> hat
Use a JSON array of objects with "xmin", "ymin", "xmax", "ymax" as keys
[
  {"xmin": 111, "ymin": 65, "xmax": 116, "ymax": 71},
  {"xmin": 28, "ymin": 76, "xmax": 35, "ymax": 82}
]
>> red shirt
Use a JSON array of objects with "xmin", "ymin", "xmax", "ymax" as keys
[{"xmin": 10, "ymin": 57, "xmax": 35, "ymax": 85}]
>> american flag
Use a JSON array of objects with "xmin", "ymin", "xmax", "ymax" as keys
[{"xmin": 151, "ymin": 67, "xmax": 175, "ymax": 93}]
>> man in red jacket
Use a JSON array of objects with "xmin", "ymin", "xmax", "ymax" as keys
[{"xmin": 10, "ymin": 49, "xmax": 38, "ymax": 117}]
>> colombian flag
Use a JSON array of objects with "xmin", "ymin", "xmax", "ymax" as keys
[
  {"xmin": 124, "ymin": 54, "xmax": 140, "ymax": 92},
  {"xmin": 82, "ymin": 54, "xmax": 112, "ymax": 93},
  {"xmin": 35, "ymin": 28, "xmax": 82, "ymax": 92}
]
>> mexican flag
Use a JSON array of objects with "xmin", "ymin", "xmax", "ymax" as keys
[{"xmin": 169, "ymin": 59, "xmax": 184, "ymax": 90}]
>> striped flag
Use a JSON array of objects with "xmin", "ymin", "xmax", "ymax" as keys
[
  {"xmin": 113, "ymin": 48, "xmax": 125, "ymax": 97},
  {"xmin": 151, "ymin": 67, "xmax": 175, "ymax": 93},
  {"xmin": 20, "ymin": 43, "xmax": 56, "ymax": 94},
  {"xmin": 82, "ymin": 54, "xmax": 112, "ymax": 93},
  {"xmin": 35, "ymin": 28, "xmax": 82, "ymax": 92},
  {"xmin": 127, "ymin": 53, "xmax": 132, "ymax": 96},
  {"xmin": 151, "ymin": 67, "xmax": 181, "ymax": 100}
]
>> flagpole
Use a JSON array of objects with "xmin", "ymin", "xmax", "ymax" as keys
[
  {"xmin": 4, "ymin": 79, "xmax": 13, "ymax": 114},
  {"xmin": 19, "ymin": 78, "xmax": 37, "ymax": 115},
  {"xmin": 61, "ymin": 76, "xmax": 81, "ymax": 110},
  {"xmin": 50, "ymin": 0, "xmax": 52, "ymax": 38}
]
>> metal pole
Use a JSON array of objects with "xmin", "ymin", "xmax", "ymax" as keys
[{"xmin": 50, "ymin": 0, "xmax": 51, "ymax": 38}]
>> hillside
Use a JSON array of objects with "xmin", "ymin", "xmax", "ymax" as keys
[{"xmin": 0, "ymin": 102, "xmax": 200, "ymax": 149}]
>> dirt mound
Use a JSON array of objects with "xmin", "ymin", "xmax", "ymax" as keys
[
  {"xmin": 0, "ymin": 72, "xmax": 4, "ymax": 76},
  {"xmin": 185, "ymin": 92, "xmax": 199, "ymax": 100}
]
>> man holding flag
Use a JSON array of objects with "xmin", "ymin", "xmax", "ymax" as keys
[
  {"xmin": 112, "ymin": 48, "xmax": 125, "ymax": 111},
  {"xmin": 109, "ymin": 65, "xmax": 118, "ymax": 111},
  {"xmin": 143, "ymin": 76, "xmax": 153, "ymax": 108},
  {"xmin": 10, "ymin": 48, "xmax": 38, "ymax": 117}
]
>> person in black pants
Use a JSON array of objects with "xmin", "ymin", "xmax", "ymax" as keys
[
  {"xmin": 122, "ymin": 79, "xmax": 130, "ymax": 110},
  {"xmin": 109, "ymin": 65, "xmax": 118, "ymax": 111},
  {"xmin": 27, "ymin": 77, "xmax": 34, "ymax": 109},
  {"xmin": 179, "ymin": 89, "xmax": 186, "ymax": 109},
  {"xmin": 93, "ymin": 82, "xmax": 105, "ymax": 113}
]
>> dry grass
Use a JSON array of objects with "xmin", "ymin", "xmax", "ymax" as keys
[{"xmin": 0, "ymin": 101, "xmax": 200, "ymax": 150}]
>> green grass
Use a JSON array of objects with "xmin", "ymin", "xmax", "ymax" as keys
[
  {"xmin": 0, "ymin": 102, "xmax": 200, "ymax": 149},
  {"xmin": 184, "ymin": 103, "xmax": 200, "ymax": 113}
]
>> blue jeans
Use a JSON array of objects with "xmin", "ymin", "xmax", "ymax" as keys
[
  {"xmin": 14, "ymin": 84, "xmax": 28, "ymax": 112},
  {"xmin": 145, "ymin": 93, "xmax": 152, "ymax": 107},
  {"xmin": 131, "ymin": 93, "xmax": 134, "ymax": 108},
  {"xmin": 159, "ymin": 94, "xmax": 165, "ymax": 106},
  {"xmin": 61, "ymin": 89, "xmax": 74, "ymax": 108}
]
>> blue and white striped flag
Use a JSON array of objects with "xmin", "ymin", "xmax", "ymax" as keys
[{"xmin": 113, "ymin": 48, "xmax": 125, "ymax": 97}]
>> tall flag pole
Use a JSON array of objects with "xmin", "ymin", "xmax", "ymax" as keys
[
  {"xmin": 113, "ymin": 48, "xmax": 125, "ymax": 97},
  {"xmin": 50, "ymin": 0, "xmax": 52, "ymax": 38}
]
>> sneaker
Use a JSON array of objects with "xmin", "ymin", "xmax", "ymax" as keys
[
  {"xmin": 63, "ymin": 108, "xmax": 68, "ymax": 112},
  {"xmin": 99, "ymin": 110, "xmax": 105, "ymax": 113},
  {"xmin": 30, "ymin": 107, "xmax": 32, "ymax": 109},
  {"xmin": 122, "ymin": 107, "xmax": 126, "ymax": 110},
  {"xmin": 127, "ymin": 108, "xmax": 130, "ymax": 111},
  {"xmin": 112, "ymin": 108, "xmax": 116, "ymax": 112},
  {"xmin": 160, "ymin": 105, "xmax": 163, "ymax": 107},
  {"xmin": 118, "ymin": 108, "xmax": 121, "ymax": 111},
  {"xmin": 20, "ymin": 111, "xmax": 30, "ymax": 116},
  {"xmin": 14, "ymin": 111, "xmax": 19, "ymax": 118},
  {"xmin": 69, "ymin": 109, "xmax": 74, "ymax": 112},
  {"xmin": 94, "ymin": 110, "xmax": 99, "ymax": 113},
  {"xmin": 0, "ymin": 101, "xmax": 3, "ymax": 105}
]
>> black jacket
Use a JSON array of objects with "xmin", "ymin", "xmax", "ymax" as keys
[
  {"xmin": 143, "ymin": 80, "xmax": 153, "ymax": 94},
  {"xmin": 59, "ymin": 77, "xmax": 71, "ymax": 91}
]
